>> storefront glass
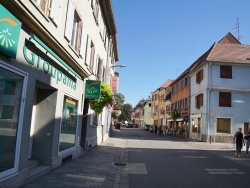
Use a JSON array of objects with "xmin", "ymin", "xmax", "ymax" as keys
[
  {"xmin": 59, "ymin": 96, "xmax": 78, "ymax": 152},
  {"xmin": 0, "ymin": 67, "xmax": 23, "ymax": 173}
]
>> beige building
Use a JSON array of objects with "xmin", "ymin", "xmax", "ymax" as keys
[{"xmin": 0, "ymin": 0, "xmax": 118, "ymax": 186}]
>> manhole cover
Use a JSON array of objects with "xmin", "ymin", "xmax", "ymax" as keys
[{"xmin": 113, "ymin": 162, "xmax": 126, "ymax": 166}]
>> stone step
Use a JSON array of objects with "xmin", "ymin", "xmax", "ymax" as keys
[
  {"xmin": 26, "ymin": 165, "xmax": 51, "ymax": 183},
  {"xmin": 27, "ymin": 159, "xmax": 40, "ymax": 169}
]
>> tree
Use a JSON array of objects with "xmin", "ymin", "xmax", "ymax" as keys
[
  {"xmin": 114, "ymin": 93, "xmax": 125, "ymax": 109},
  {"xmin": 119, "ymin": 103, "xmax": 133, "ymax": 122}
]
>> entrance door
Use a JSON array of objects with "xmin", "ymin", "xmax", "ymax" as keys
[{"xmin": 244, "ymin": 123, "xmax": 250, "ymax": 134}]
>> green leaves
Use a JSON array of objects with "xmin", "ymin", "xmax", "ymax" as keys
[{"xmin": 89, "ymin": 83, "xmax": 113, "ymax": 114}]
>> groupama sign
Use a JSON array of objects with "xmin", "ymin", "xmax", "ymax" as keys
[
  {"xmin": 0, "ymin": 4, "xmax": 21, "ymax": 59},
  {"xmin": 84, "ymin": 80, "xmax": 101, "ymax": 99}
]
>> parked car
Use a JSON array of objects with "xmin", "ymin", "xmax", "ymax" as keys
[
  {"xmin": 126, "ymin": 123, "xmax": 133, "ymax": 128},
  {"xmin": 144, "ymin": 125, "xmax": 150, "ymax": 131}
]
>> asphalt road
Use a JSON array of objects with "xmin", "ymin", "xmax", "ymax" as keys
[{"xmin": 122, "ymin": 127, "xmax": 250, "ymax": 188}]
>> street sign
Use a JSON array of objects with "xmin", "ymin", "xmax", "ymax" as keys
[{"xmin": 84, "ymin": 80, "xmax": 101, "ymax": 99}]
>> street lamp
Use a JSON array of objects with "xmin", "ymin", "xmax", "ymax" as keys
[{"xmin": 109, "ymin": 64, "xmax": 126, "ymax": 68}]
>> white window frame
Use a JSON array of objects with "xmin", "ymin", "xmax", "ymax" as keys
[
  {"xmin": 0, "ymin": 61, "xmax": 28, "ymax": 180},
  {"xmin": 58, "ymin": 92, "xmax": 80, "ymax": 157}
]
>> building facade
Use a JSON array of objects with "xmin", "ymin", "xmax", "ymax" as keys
[
  {"xmin": 190, "ymin": 33, "xmax": 250, "ymax": 142},
  {"xmin": 0, "ymin": 0, "xmax": 118, "ymax": 186}
]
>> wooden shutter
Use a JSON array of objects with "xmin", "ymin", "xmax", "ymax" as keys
[
  {"xmin": 49, "ymin": 0, "xmax": 62, "ymax": 26},
  {"xmin": 65, "ymin": 0, "xmax": 75, "ymax": 41},
  {"xmin": 85, "ymin": 35, "xmax": 91, "ymax": 66},
  {"xmin": 97, "ymin": 59, "xmax": 103, "ymax": 80},
  {"xmin": 80, "ymin": 24, "xmax": 87, "ymax": 58}
]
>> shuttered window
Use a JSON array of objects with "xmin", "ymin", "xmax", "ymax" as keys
[
  {"xmin": 65, "ymin": 0, "xmax": 75, "ymax": 41},
  {"xmin": 64, "ymin": 0, "xmax": 83, "ymax": 54},
  {"xmin": 196, "ymin": 69, "xmax": 203, "ymax": 84},
  {"xmin": 219, "ymin": 92, "xmax": 231, "ymax": 107},
  {"xmin": 80, "ymin": 24, "xmax": 87, "ymax": 59},
  {"xmin": 195, "ymin": 93, "xmax": 203, "ymax": 109},
  {"xmin": 49, "ymin": 0, "xmax": 62, "ymax": 26},
  {"xmin": 33, "ymin": 0, "xmax": 51, "ymax": 16},
  {"xmin": 220, "ymin": 65, "xmax": 232, "ymax": 79}
]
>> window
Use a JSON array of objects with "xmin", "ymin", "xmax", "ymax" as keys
[
  {"xmin": 91, "ymin": 0, "xmax": 100, "ymax": 25},
  {"xmin": 0, "ymin": 65, "xmax": 24, "ymax": 174},
  {"xmin": 33, "ymin": 0, "xmax": 51, "ymax": 15},
  {"xmin": 89, "ymin": 42, "xmax": 95, "ymax": 73},
  {"xmin": 4, "ymin": 81, "xmax": 16, "ymax": 95},
  {"xmin": 219, "ymin": 92, "xmax": 231, "ymax": 107},
  {"xmin": 196, "ymin": 69, "xmax": 203, "ymax": 84},
  {"xmin": 184, "ymin": 77, "xmax": 189, "ymax": 86},
  {"xmin": 59, "ymin": 96, "xmax": 78, "ymax": 152},
  {"xmin": 192, "ymin": 118, "xmax": 201, "ymax": 133},
  {"xmin": 195, "ymin": 93, "xmax": 203, "ymax": 109},
  {"xmin": 176, "ymin": 84, "xmax": 179, "ymax": 92},
  {"xmin": 220, "ymin": 65, "xmax": 232, "ymax": 79},
  {"xmin": 65, "ymin": 0, "xmax": 87, "ymax": 56},
  {"xmin": 217, "ymin": 118, "xmax": 231, "ymax": 133},
  {"xmin": 171, "ymin": 87, "xmax": 175, "ymax": 94}
]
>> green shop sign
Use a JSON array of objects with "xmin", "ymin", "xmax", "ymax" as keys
[
  {"xmin": 85, "ymin": 80, "xmax": 101, "ymax": 99},
  {"xmin": 23, "ymin": 46, "xmax": 76, "ymax": 90},
  {"xmin": 0, "ymin": 4, "xmax": 21, "ymax": 59}
]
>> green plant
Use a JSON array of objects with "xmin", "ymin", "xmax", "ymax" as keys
[
  {"xmin": 171, "ymin": 109, "xmax": 179, "ymax": 121},
  {"xmin": 89, "ymin": 83, "xmax": 113, "ymax": 114},
  {"xmin": 111, "ymin": 110, "xmax": 121, "ymax": 119}
]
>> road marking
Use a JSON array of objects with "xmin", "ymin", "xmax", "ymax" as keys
[
  {"xmin": 205, "ymin": 168, "xmax": 245, "ymax": 174},
  {"xmin": 128, "ymin": 163, "xmax": 148, "ymax": 174},
  {"xmin": 182, "ymin": 156, "xmax": 207, "ymax": 158}
]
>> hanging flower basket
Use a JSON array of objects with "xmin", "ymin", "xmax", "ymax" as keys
[{"xmin": 89, "ymin": 83, "xmax": 113, "ymax": 114}]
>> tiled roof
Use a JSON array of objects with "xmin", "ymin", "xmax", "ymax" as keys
[
  {"xmin": 207, "ymin": 43, "xmax": 250, "ymax": 64},
  {"xmin": 160, "ymin": 79, "xmax": 173, "ymax": 88}
]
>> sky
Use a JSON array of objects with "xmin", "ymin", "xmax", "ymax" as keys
[{"xmin": 112, "ymin": 0, "xmax": 250, "ymax": 107}]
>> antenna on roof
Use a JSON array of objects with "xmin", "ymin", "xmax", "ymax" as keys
[
  {"xmin": 176, "ymin": 69, "xmax": 181, "ymax": 78},
  {"xmin": 233, "ymin": 17, "xmax": 243, "ymax": 41}
]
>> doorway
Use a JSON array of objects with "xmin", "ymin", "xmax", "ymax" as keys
[{"xmin": 28, "ymin": 81, "xmax": 57, "ymax": 164}]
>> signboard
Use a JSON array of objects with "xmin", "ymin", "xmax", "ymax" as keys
[
  {"xmin": 85, "ymin": 80, "xmax": 101, "ymax": 99},
  {"xmin": 0, "ymin": 4, "xmax": 22, "ymax": 58}
]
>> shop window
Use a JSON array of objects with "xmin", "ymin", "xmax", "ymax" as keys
[
  {"xmin": 0, "ymin": 66, "xmax": 24, "ymax": 174},
  {"xmin": 1, "ymin": 105, "xmax": 15, "ymax": 119},
  {"xmin": 4, "ymin": 81, "xmax": 16, "ymax": 95},
  {"xmin": 196, "ymin": 69, "xmax": 203, "ymax": 84},
  {"xmin": 217, "ymin": 118, "xmax": 231, "ymax": 133},
  {"xmin": 195, "ymin": 93, "xmax": 203, "ymax": 109},
  {"xmin": 59, "ymin": 96, "xmax": 78, "ymax": 152},
  {"xmin": 220, "ymin": 65, "xmax": 232, "ymax": 79},
  {"xmin": 219, "ymin": 92, "xmax": 231, "ymax": 107}
]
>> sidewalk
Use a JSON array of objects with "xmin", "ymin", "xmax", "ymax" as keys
[{"xmin": 22, "ymin": 129, "xmax": 129, "ymax": 188}]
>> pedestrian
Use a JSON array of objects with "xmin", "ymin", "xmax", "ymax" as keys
[
  {"xmin": 233, "ymin": 127, "xmax": 245, "ymax": 158},
  {"xmin": 244, "ymin": 127, "xmax": 250, "ymax": 157}
]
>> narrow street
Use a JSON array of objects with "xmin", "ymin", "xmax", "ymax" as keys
[{"xmin": 23, "ymin": 128, "xmax": 250, "ymax": 188}]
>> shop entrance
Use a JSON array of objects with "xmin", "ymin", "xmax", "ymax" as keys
[{"xmin": 28, "ymin": 81, "xmax": 57, "ymax": 165}]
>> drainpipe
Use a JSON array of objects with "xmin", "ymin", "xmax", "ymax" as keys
[{"xmin": 207, "ymin": 62, "xmax": 212, "ymax": 143}]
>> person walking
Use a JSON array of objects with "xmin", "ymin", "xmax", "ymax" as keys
[
  {"xmin": 244, "ymin": 127, "xmax": 250, "ymax": 157},
  {"xmin": 233, "ymin": 127, "xmax": 245, "ymax": 158}
]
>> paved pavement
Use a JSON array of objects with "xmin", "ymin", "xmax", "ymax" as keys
[
  {"xmin": 22, "ymin": 128, "xmax": 250, "ymax": 188},
  {"xmin": 23, "ymin": 129, "xmax": 129, "ymax": 188}
]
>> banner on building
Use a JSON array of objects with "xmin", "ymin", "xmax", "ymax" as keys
[
  {"xmin": 111, "ymin": 76, "xmax": 119, "ymax": 92},
  {"xmin": 84, "ymin": 80, "xmax": 101, "ymax": 99}
]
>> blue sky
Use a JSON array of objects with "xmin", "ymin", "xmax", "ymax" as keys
[{"xmin": 112, "ymin": 0, "xmax": 250, "ymax": 107}]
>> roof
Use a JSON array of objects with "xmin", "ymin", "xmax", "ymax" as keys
[
  {"xmin": 190, "ymin": 32, "xmax": 250, "ymax": 73},
  {"xmin": 160, "ymin": 79, "xmax": 173, "ymax": 88},
  {"xmin": 207, "ymin": 43, "xmax": 250, "ymax": 64}
]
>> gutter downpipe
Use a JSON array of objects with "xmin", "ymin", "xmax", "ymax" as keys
[{"xmin": 207, "ymin": 62, "xmax": 212, "ymax": 143}]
